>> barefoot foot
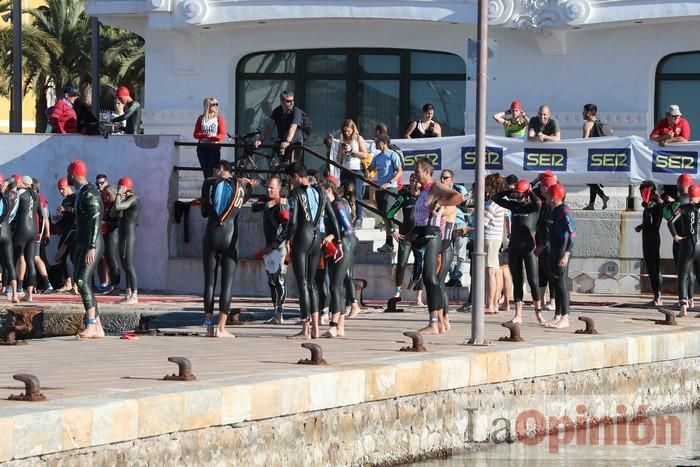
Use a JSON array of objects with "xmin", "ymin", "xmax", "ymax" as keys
[{"xmin": 417, "ymin": 323, "xmax": 440, "ymax": 335}]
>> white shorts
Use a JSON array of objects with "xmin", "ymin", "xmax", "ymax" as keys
[{"xmin": 485, "ymin": 239, "xmax": 502, "ymax": 268}]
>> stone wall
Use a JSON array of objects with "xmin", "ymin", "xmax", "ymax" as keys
[{"xmin": 13, "ymin": 356, "xmax": 699, "ymax": 467}]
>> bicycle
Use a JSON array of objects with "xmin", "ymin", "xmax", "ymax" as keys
[{"xmin": 228, "ymin": 130, "xmax": 284, "ymax": 185}]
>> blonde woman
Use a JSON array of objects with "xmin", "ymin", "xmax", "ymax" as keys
[
  {"xmin": 336, "ymin": 119, "xmax": 368, "ymax": 227},
  {"xmin": 193, "ymin": 97, "xmax": 227, "ymax": 178}
]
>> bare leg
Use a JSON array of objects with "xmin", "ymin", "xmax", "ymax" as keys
[
  {"xmin": 416, "ymin": 289, "xmax": 425, "ymax": 307},
  {"xmin": 500, "ymin": 267, "xmax": 512, "ymax": 312},
  {"xmin": 215, "ymin": 312, "xmax": 235, "ymax": 338},
  {"xmin": 287, "ymin": 320, "xmax": 311, "ymax": 339},
  {"xmin": 77, "ymin": 307, "xmax": 104, "ymax": 339},
  {"xmin": 417, "ymin": 312, "xmax": 440, "ymax": 334},
  {"xmin": 549, "ymin": 315, "xmax": 570, "ymax": 329},
  {"xmin": 507, "ymin": 301, "xmax": 523, "ymax": 324}
]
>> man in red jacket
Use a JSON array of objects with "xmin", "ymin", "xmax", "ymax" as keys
[{"xmin": 50, "ymin": 86, "xmax": 79, "ymax": 134}]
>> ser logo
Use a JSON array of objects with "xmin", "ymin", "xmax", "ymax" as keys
[
  {"xmin": 523, "ymin": 148, "xmax": 567, "ymax": 171},
  {"xmin": 587, "ymin": 148, "xmax": 631, "ymax": 172},
  {"xmin": 402, "ymin": 149, "xmax": 442, "ymax": 170},
  {"xmin": 652, "ymin": 151, "xmax": 698, "ymax": 174},
  {"xmin": 461, "ymin": 146, "xmax": 504, "ymax": 170}
]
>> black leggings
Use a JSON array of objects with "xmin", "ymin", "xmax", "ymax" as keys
[
  {"xmin": 396, "ymin": 240, "xmax": 412, "ymax": 287},
  {"xmin": 291, "ymin": 229, "xmax": 322, "ymax": 319},
  {"xmin": 315, "ymin": 267, "xmax": 329, "ymax": 312},
  {"xmin": 119, "ymin": 224, "xmax": 138, "ymax": 291},
  {"xmin": 13, "ymin": 236, "xmax": 36, "ymax": 288},
  {"xmin": 328, "ymin": 236, "xmax": 357, "ymax": 316},
  {"xmin": 439, "ymin": 241, "xmax": 454, "ymax": 315},
  {"xmin": 202, "ymin": 219, "xmax": 238, "ymax": 315},
  {"xmin": 0, "ymin": 224, "xmax": 15, "ymax": 283},
  {"xmin": 509, "ymin": 248, "xmax": 541, "ymax": 303},
  {"xmin": 674, "ymin": 241, "xmax": 695, "ymax": 301},
  {"xmin": 104, "ymin": 228, "xmax": 121, "ymax": 286},
  {"xmin": 266, "ymin": 249, "xmax": 286, "ymax": 309},
  {"xmin": 414, "ymin": 227, "xmax": 443, "ymax": 312},
  {"xmin": 642, "ymin": 234, "xmax": 661, "ymax": 299},
  {"xmin": 588, "ymin": 184, "xmax": 606, "ymax": 204},
  {"xmin": 538, "ymin": 247, "xmax": 557, "ymax": 301},
  {"xmin": 197, "ymin": 146, "xmax": 222, "ymax": 179},
  {"xmin": 75, "ymin": 239, "xmax": 105, "ymax": 314}
]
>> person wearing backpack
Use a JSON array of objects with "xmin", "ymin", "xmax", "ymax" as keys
[
  {"xmin": 582, "ymin": 103, "xmax": 611, "ymax": 210},
  {"xmin": 256, "ymin": 90, "xmax": 307, "ymax": 165}
]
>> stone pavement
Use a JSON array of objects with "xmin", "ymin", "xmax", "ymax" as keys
[{"xmin": 0, "ymin": 292, "xmax": 697, "ymax": 409}]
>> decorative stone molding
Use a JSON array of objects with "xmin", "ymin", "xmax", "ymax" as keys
[
  {"xmin": 178, "ymin": 0, "xmax": 208, "ymax": 23},
  {"xmin": 489, "ymin": 0, "xmax": 592, "ymax": 29},
  {"xmin": 150, "ymin": 0, "xmax": 171, "ymax": 12}
]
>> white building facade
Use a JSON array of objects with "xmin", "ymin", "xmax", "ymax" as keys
[{"xmin": 87, "ymin": 0, "xmax": 700, "ymax": 148}]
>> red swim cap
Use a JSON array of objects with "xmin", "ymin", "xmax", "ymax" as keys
[
  {"xmin": 548, "ymin": 183, "xmax": 566, "ymax": 202},
  {"xmin": 640, "ymin": 186, "xmax": 652, "ymax": 204},
  {"xmin": 116, "ymin": 86, "xmax": 130, "ymax": 98},
  {"xmin": 57, "ymin": 178, "xmax": 69, "ymax": 189},
  {"xmin": 510, "ymin": 100, "xmax": 522, "ymax": 111},
  {"xmin": 0, "ymin": 173, "xmax": 5, "ymax": 184},
  {"xmin": 541, "ymin": 176, "xmax": 557, "ymax": 190},
  {"xmin": 515, "ymin": 180, "xmax": 531, "ymax": 193},
  {"xmin": 689, "ymin": 184, "xmax": 700, "ymax": 199},
  {"xmin": 12, "ymin": 174, "xmax": 21, "ymax": 185},
  {"xmin": 677, "ymin": 173, "xmax": 693, "ymax": 188},
  {"xmin": 67, "ymin": 160, "xmax": 87, "ymax": 178},
  {"xmin": 118, "ymin": 176, "xmax": 134, "ymax": 190}
]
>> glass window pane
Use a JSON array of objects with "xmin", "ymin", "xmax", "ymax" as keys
[
  {"xmin": 237, "ymin": 79, "xmax": 295, "ymax": 139},
  {"xmin": 358, "ymin": 80, "xmax": 400, "ymax": 139},
  {"xmin": 358, "ymin": 55, "xmax": 400, "ymax": 74},
  {"xmin": 659, "ymin": 53, "xmax": 700, "ymax": 74},
  {"xmin": 241, "ymin": 52, "xmax": 295, "ymax": 74},
  {"xmin": 409, "ymin": 80, "xmax": 466, "ymax": 136},
  {"xmin": 306, "ymin": 54, "xmax": 347, "ymax": 74},
  {"xmin": 304, "ymin": 80, "xmax": 347, "ymax": 163},
  {"xmin": 657, "ymin": 80, "xmax": 700, "ymax": 132},
  {"xmin": 410, "ymin": 52, "xmax": 466, "ymax": 74}
]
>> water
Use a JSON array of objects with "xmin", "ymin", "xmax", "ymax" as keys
[{"xmin": 409, "ymin": 410, "xmax": 700, "ymax": 466}]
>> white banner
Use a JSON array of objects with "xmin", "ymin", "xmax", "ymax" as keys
[{"xmin": 332, "ymin": 135, "xmax": 700, "ymax": 186}]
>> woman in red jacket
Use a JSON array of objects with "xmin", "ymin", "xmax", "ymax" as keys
[{"xmin": 193, "ymin": 97, "xmax": 227, "ymax": 178}]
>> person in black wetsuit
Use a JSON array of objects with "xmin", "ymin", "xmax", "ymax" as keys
[
  {"xmin": 114, "ymin": 176, "xmax": 140, "ymax": 305},
  {"xmin": 386, "ymin": 173, "xmax": 424, "ymax": 303},
  {"xmin": 251, "ymin": 175, "xmax": 290, "ymax": 324},
  {"xmin": 663, "ymin": 173, "xmax": 694, "ymax": 309},
  {"xmin": 200, "ymin": 160, "xmax": 250, "ymax": 338},
  {"xmin": 282, "ymin": 163, "xmax": 342, "ymax": 339},
  {"xmin": 96, "ymin": 174, "xmax": 120, "ymax": 294},
  {"xmin": 53, "ymin": 178, "xmax": 77, "ymax": 293},
  {"xmin": 68, "ymin": 160, "xmax": 106, "ymax": 339},
  {"xmin": 634, "ymin": 181, "xmax": 664, "ymax": 307},
  {"xmin": 532, "ymin": 171, "xmax": 558, "ymax": 312},
  {"xmin": 411, "ymin": 159, "xmax": 463, "ymax": 334},
  {"xmin": 320, "ymin": 180, "xmax": 358, "ymax": 338},
  {"xmin": 543, "ymin": 183, "xmax": 576, "ymax": 329},
  {"xmin": 667, "ymin": 184, "xmax": 700, "ymax": 317},
  {"xmin": 10, "ymin": 176, "xmax": 43, "ymax": 302},
  {"xmin": 0, "ymin": 178, "xmax": 18, "ymax": 302},
  {"xmin": 492, "ymin": 179, "xmax": 543, "ymax": 324}
]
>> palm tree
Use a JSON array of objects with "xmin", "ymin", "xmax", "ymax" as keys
[{"xmin": 0, "ymin": 0, "xmax": 144, "ymax": 131}]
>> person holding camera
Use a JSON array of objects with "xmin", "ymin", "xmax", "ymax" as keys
[
  {"xmin": 493, "ymin": 101, "xmax": 528, "ymax": 139},
  {"xmin": 336, "ymin": 119, "xmax": 368, "ymax": 227}
]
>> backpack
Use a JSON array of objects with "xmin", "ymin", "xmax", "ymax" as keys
[
  {"xmin": 590, "ymin": 120, "xmax": 613, "ymax": 137},
  {"xmin": 299, "ymin": 109, "xmax": 312, "ymax": 137}
]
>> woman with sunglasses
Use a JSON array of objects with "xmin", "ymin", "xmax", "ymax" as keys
[{"xmin": 193, "ymin": 97, "xmax": 227, "ymax": 178}]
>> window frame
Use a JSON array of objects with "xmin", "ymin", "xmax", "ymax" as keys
[{"xmin": 655, "ymin": 51, "xmax": 700, "ymax": 122}]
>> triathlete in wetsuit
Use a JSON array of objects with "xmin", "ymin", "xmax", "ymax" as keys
[
  {"xmin": 492, "ymin": 180, "xmax": 543, "ymax": 324},
  {"xmin": 386, "ymin": 174, "xmax": 423, "ymax": 299},
  {"xmin": 54, "ymin": 178, "xmax": 77, "ymax": 292},
  {"xmin": 321, "ymin": 180, "xmax": 358, "ymax": 338},
  {"xmin": 283, "ymin": 163, "xmax": 342, "ymax": 339},
  {"xmin": 114, "ymin": 177, "xmax": 140, "ymax": 305},
  {"xmin": 97, "ymin": 174, "xmax": 120, "ymax": 293},
  {"xmin": 438, "ymin": 205, "xmax": 456, "ymax": 330},
  {"xmin": 663, "ymin": 173, "xmax": 694, "ymax": 307},
  {"xmin": 10, "ymin": 176, "xmax": 43, "ymax": 301},
  {"xmin": 635, "ymin": 181, "xmax": 664, "ymax": 306},
  {"xmin": 667, "ymin": 184, "xmax": 700, "ymax": 317},
  {"xmin": 201, "ymin": 164, "xmax": 249, "ymax": 338},
  {"xmin": 412, "ymin": 159, "xmax": 463, "ymax": 334},
  {"xmin": 69, "ymin": 160, "xmax": 106, "ymax": 339},
  {"xmin": 543, "ymin": 183, "xmax": 576, "ymax": 329},
  {"xmin": 532, "ymin": 171, "xmax": 558, "ymax": 311},
  {"xmin": 0, "ymin": 185, "xmax": 18, "ymax": 302},
  {"xmin": 251, "ymin": 175, "xmax": 289, "ymax": 324}
]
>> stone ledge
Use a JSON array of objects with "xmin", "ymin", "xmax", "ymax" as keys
[
  {"xmin": 2, "ymin": 327, "xmax": 700, "ymax": 462},
  {"xmin": 0, "ymin": 308, "xmax": 141, "ymax": 338}
]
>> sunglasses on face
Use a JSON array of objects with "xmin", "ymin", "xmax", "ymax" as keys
[
  {"xmin": 210, "ymin": 103, "xmax": 219, "ymax": 106},
  {"xmin": 441, "ymin": 176, "xmax": 452, "ymax": 180},
  {"xmin": 283, "ymin": 99, "xmax": 294, "ymax": 103}
]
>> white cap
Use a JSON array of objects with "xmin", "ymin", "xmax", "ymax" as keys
[
  {"xmin": 21, "ymin": 175, "xmax": 33, "ymax": 187},
  {"xmin": 667, "ymin": 104, "xmax": 682, "ymax": 116}
]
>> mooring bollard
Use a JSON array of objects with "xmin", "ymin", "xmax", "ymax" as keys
[
  {"xmin": 575, "ymin": 316, "xmax": 599, "ymax": 334},
  {"xmin": 2, "ymin": 324, "xmax": 28, "ymax": 345},
  {"xmin": 655, "ymin": 308, "xmax": 677, "ymax": 326},
  {"xmin": 498, "ymin": 322, "xmax": 524, "ymax": 342},
  {"xmin": 135, "ymin": 315, "xmax": 159, "ymax": 335},
  {"xmin": 8, "ymin": 374, "xmax": 47, "ymax": 401},
  {"xmin": 399, "ymin": 331, "xmax": 427, "ymax": 352},
  {"xmin": 384, "ymin": 297, "xmax": 404, "ymax": 313},
  {"xmin": 297, "ymin": 343, "xmax": 328, "ymax": 365},
  {"xmin": 163, "ymin": 356, "xmax": 197, "ymax": 381}
]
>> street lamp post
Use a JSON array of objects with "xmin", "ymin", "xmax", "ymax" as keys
[
  {"xmin": 10, "ymin": 0, "xmax": 22, "ymax": 133},
  {"xmin": 466, "ymin": 0, "xmax": 488, "ymax": 345}
]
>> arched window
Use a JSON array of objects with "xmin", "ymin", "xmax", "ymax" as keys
[
  {"xmin": 236, "ymin": 49, "xmax": 466, "ymax": 152},
  {"xmin": 656, "ymin": 52, "xmax": 700, "ymax": 134}
]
